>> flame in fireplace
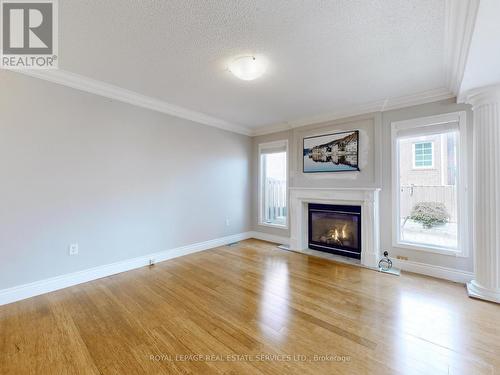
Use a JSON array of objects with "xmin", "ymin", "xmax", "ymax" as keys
[
  {"xmin": 326, "ymin": 224, "xmax": 350, "ymax": 245},
  {"xmin": 328, "ymin": 228, "xmax": 339, "ymax": 241}
]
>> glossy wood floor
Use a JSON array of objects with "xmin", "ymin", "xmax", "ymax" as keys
[{"xmin": 1, "ymin": 239, "xmax": 499, "ymax": 374}]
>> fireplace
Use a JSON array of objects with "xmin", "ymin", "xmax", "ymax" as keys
[{"xmin": 308, "ymin": 203, "xmax": 362, "ymax": 259}]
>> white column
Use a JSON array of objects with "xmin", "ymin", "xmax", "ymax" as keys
[
  {"xmin": 361, "ymin": 190, "xmax": 380, "ymax": 269},
  {"xmin": 466, "ymin": 85, "xmax": 500, "ymax": 303}
]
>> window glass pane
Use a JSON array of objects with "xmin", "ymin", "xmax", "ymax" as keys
[
  {"xmin": 261, "ymin": 150, "xmax": 287, "ymax": 226},
  {"xmin": 414, "ymin": 142, "xmax": 433, "ymax": 167},
  {"xmin": 399, "ymin": 133, "xmax": 458, "ymax": 249}
]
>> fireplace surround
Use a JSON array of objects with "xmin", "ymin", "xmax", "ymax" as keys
[{"xmin": 289, "ymin": 187, "xmax": 381, "ymax": 268}]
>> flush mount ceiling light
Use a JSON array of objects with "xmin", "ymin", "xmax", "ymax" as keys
[{"xmin": 228, "ymin": 55, "xmax": 267, "ymax": 81}]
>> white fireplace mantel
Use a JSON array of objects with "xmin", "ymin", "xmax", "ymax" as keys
[{"xmin": 289, "ymin": 187, "xmax": 381, "ymax": 269}]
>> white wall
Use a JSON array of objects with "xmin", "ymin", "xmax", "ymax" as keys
[
  {"xmin": 252, "ymin": 99, "xmax": 473, "ymax": 272},
  {"xmin": 0, "ymin": 71, "xmax": 252, "ymax": 290}
]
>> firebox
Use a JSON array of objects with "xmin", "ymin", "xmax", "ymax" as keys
[{"xmin": 308, "ymin": 203, "xmax": 362, "ymax": 259}]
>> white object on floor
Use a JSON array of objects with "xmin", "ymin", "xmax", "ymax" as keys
[{"xmin": 379, "ymin": 267, "xmax": 401, "ymax": 276}]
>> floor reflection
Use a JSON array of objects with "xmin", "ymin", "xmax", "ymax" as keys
[
  {"xmin": 399, "ymin": 292, "xmax": 456, "ymax": 346},
  {"xmin": 396, "ymin": 292, "xmax": 459, "ymax": 372},
  {"xmin": 258, "ymin": 257, "xmax": 290, "ymax": 342}
]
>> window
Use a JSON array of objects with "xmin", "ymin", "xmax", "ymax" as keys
[
  {"xmin": 259, "ymin": 140, "xmax": 288, "ymax": 227},
  {"xmin": 413, "ymin": 141, "xmax": 434, "ymax": 168},
  {"xmin": 391, "ymin": 112, "xmax": 469, "ymax": 256}
]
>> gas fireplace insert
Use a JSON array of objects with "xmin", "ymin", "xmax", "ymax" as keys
[{"xmin": 308, "ymin": 203, "xmax": 362, "ymax": 259}]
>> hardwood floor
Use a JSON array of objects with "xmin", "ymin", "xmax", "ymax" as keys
[{"xmin": 1, "ymin": 239, "xmax": 499, "ymax": 374}]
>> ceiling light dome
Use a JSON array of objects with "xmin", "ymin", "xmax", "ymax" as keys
[{"xmin": 229, "ymin": 55, "xmax": 267, "ymax": 81}]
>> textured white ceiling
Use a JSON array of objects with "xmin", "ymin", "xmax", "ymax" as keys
[{"xmin": 59, "ymin": 0, "xmax": 447, "ymax": 129}]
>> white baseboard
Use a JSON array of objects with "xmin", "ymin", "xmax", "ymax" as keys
[
  {"xmin": 391, "ymin": 258, "xmax": 474, "ymax": 284},
  {"xmin": 248, "ymin": 231, "xmax": 474, "ymax": 283},
  {"xmin": 0, "ymin": 232, "xmax": 252, "ymax": 306},
  {"xmin": 248, "ymin": 231, "xmax": 473, "ymax": 284},
  {"xmin": 248, "ymin": 231, "xmax": 290, "ymax": 246},
  {"xmin": 0, "ymin": 232, "xmax": 474, "ymax": 306}
]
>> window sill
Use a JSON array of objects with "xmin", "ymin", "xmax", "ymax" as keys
[
  {"xmin": 258, "ymin": 222, "xmax": 288, "ymax": 230},
  {"xmin": 393, "ymin": 240, "xmax": 467, "ymax": 257}
]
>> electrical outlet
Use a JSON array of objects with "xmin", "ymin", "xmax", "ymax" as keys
[
  {"xmin": 225, "ymin": 217, "xmax": 230, "ymax": 226},
  {"xmin": 69, "ymin": 243, "xmax": 79, "ymax": 256}
]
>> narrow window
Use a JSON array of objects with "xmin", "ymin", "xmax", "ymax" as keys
[{"xmin": 259, "ymin": 140, "xmax": 288, "ymax": 227}]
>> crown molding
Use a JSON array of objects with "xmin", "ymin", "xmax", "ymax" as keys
[
  {"xmin": 14, "ymin": 69, "xmax": 253, "ymax": 136},
  {"xmin": 444, "ymin": 0, "xmax": 480, "ymax": 95},
  {"xmin": 460, "ymin": 84, "xmax": 500, "ymax": 108},
  {"xmin": 251, "ymin": 87, "xmax": 455, "ymax": 136},
  {"xmin": 14, "ymin": 74, "xmax": 454, "ymax": 138},
  {"xmin": 14, "ymin": 69, "xmax": 455, "ymax": 138}
]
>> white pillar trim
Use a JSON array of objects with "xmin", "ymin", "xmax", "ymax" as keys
[{"xmin": 466, "ymin": 84, "xmax": 500, "ymax": 304}]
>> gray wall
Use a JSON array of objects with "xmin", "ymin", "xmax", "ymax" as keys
[
  {"xmin": 0, "ymin": 71, "xmax": 252, "ymax": 290},
  {"xmin": 252, "ymin": 113, "xmax": 382, "ymax": 239},
  {"xmin": 252, "ymin": 99, "xmax": 474, "ymax": 272}
]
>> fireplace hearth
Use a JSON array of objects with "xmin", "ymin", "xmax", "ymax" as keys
[{"xmin": 308, "ymin": 203, "xmax": 362, "ymax": 259}]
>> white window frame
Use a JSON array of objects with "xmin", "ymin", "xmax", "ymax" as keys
[
  {"xmin": 412, "ymin": 141, "xmax": 434, "ymax": 169},
  {"xmin": 391, "ymin": 112, "xmax": 469, "ymax": 257},
  {"xmin": 258, "ymin": 140, "xmax": 289, "ymax": 229}
]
